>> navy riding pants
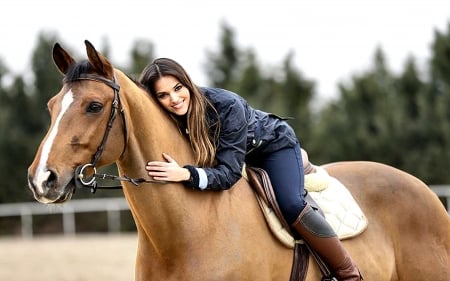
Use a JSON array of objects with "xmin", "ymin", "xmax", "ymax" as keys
[{"xmin": 247, "ymin": 142, "xmax": 306, "ymax": 225}]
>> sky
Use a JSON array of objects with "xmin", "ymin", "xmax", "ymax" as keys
[{"xmin": 1, "ymin": 0, "xmax": 449, "ymax": 102}]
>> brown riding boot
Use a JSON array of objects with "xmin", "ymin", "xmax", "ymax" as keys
[{"xmin": 292, "ymin": 204, "xmax": 363, "ymax": 281}]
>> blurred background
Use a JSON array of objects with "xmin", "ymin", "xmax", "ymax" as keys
[{"xmin": 0, "ymin": 0, "xmax": 449, "ymax": 279}]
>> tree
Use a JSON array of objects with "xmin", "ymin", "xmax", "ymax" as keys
[
  {"xmin": 204, "ymin": 21, "xmax": 241, "ymax": 88},
  {"xmin": 309, "ymin": 47, "xmax": 399, "ymax": 163},
  {"xmin": 30, "ymin": 32, "xmax": 66, "ymax": 128},
  {"xmin": 418, "ymin": 22, "xmax": 450, "ymax": 184},
  {"xmin": 309, "ymin": 23, "xmax": 450, "ymax": 185},
  {"xmin": 0, "ymin": 76, "xmax": 36, "ymax": 202},
  {"xmin": 278, "ymin": 52, "xmax": 315, "ymax": 144},
  {"xmin": 127, "ymin": 39, "xmax": 155, "ymax": 77}
]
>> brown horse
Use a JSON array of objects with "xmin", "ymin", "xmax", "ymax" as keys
[{"xmin": 27, "ymin": 40, "xmax": 450, "ymax": 280}]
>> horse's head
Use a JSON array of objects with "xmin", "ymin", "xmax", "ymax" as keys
[{"xmin": 27, "ymin": 40, "xmax": 126, "ymax": 203}]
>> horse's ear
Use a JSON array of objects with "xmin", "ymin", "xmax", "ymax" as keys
[
  {"xmin": 84, "ymin": 40, "xmax": 115, "ymax": 79},
  {"xmin": 52, "ymin": 43, "xmax": 76, "ymax": 75}
]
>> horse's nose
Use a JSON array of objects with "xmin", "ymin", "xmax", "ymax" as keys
[{"xmin": 27, "ymin": 168, "xmax": 58, "ymax": 195}]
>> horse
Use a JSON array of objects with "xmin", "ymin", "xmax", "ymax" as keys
[{"xmin": 27, "ymin": 40, "xmax": 450, "ymax": 280}]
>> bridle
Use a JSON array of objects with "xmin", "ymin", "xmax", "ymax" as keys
[{"xmin": 68, "ymin": 73, "xmax": 164, "ymax": 193}]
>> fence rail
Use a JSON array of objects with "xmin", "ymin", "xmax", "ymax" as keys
[
  {"xmin": 1, "ymin": 186, "xmax": 449, "ymax": 238},
  {"xmin": 429, "ymin": 185, "xmax": 450, "ymax": 212},
  {"xmin": 0, "ymin": 197, "xmax": 130, "ymax": 238}
]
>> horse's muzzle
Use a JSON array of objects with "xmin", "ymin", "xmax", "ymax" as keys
[{"xmin": 27, "ymin": 170, "xmax": 75, "ymax": 204}]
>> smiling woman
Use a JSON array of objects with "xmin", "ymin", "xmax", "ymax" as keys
[{"xmin": 153, "ymin": 76, "xmax": 191, "ymax": 116}]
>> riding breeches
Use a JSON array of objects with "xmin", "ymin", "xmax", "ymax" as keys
[{"xmin": 246, "ymin": 142, "xmax": 306, "ymax": 225}]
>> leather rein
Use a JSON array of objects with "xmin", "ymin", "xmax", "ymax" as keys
[{"xmin": 69, "ymin": 73, "xmax": 164, "ymax": 193}]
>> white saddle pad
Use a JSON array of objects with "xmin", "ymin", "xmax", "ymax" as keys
[
  {"xmin": 306, "ymin": 166, "xmax": 368, "ymax": 240},
  {"xmin": 257, "ymin": 165, "xmax": 368, "ymax": 249}
]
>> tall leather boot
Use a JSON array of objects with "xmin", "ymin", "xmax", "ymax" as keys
[{"xmin": 292, "ymin": 204, "xmax": 363, "ymax": 281}]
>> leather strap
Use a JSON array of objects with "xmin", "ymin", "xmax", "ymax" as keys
[
  {"xmin": 245, "ymin": 166, "xmax": 291, "ymax": 231},
  {"xmin": 289, "ymin": 243, "xmax": 309, "ymax": 281}
]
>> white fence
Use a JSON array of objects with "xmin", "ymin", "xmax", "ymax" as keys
[
  {"xmin": 0, "ymin": 197, "xmax": 130, "ymax": 238},
  {"xmin": 429, "ymin": 185, "xmax": 450, "ymax": 212},
  {"xmin": 0, "ymin": 186, "xmax": 449, "ymax": 238}
]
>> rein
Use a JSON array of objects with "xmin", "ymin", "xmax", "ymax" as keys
[
  {"xmin": 69, "ymin": 73, "xmax": 164, "ymax": 193},
  {"xmin": 74, "ymin": 163, "xmax": 161, "ymax": 193}
]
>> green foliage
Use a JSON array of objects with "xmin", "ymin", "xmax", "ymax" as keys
[
  {"xmin": 127, "ymin": 39, "xmax": 155, "ymax": 77},
  {"xmin": 0, "ymin": 76, "xmax": 36, "ymax": 202},
  {"xmin": 204, "ymin": 21, "xmax": 241, "ymax": 88},
  {"xmin": 309, "ymin": 24, "xmax": 450, "ymax": 184}
]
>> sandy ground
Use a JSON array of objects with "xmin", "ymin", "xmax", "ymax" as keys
[{"xmin": 0, "ymin": 234, "xmax": 137, "ymax": 281}]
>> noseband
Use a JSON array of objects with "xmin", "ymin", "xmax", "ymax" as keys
[{"xmin": 68, "ymin": 73, "xmax": 162, "ymax": 193}]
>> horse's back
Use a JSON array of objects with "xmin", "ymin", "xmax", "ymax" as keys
[{"xmin": 325, "ymin": 161, "xmax": 450, "ymax": 280}]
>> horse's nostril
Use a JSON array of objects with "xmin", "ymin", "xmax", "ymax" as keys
[{"xmin": 44, "ymin": 170, "xmax": 58, "ymax": 189}]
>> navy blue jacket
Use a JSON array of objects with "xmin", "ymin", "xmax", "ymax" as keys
[{"xmin": 186, "ymin": 87, "xmax": 298, "ymax": 190}]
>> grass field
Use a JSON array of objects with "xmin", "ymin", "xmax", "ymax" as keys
[{"xmin": 0, "ymin": 234, "xmax": 137, "ymax": 281}]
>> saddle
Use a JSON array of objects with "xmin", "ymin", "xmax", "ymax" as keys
[{"xmin": 244, "ymin": 165, "xmax": 368, "ymax": 281}]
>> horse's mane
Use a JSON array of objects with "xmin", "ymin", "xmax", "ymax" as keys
[
  {"xmin": 64, "ymin": 60, "xmax": 91, "ymax": 83},
  {"xmin": 63, "ymin": 60, "xmax": 147, "ymax": 91}
]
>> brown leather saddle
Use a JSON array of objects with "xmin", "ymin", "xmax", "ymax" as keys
[{"xmin": 245, "ymin": 166, "xmax": 332, "ymax": 281}]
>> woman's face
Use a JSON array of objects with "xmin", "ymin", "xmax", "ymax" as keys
[{"xmin": 153, "ymin": 75, "xmax": 191, "ymax": 116}]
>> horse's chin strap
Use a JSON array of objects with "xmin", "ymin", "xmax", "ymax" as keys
[{"xmin": 70, "ymin": 73, "xmax": 164, "ymax": 193}]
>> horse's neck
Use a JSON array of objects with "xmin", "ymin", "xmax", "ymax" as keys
[
  {"xmin": 116, "ymin": 71, "xmax": 193, "ymax": 167},
  {"xmin": 114, "ymin": 72, "xmax": 210, "ymax": 244}
]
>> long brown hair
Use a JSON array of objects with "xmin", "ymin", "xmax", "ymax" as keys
[{"xmin": 139, "ymin": 58, "xmax": 219, "ymax": 167}]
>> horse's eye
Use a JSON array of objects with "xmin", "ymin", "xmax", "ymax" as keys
[{"xmin": 87, "ymin": 102, "xmax": 103, "ymax": 113}]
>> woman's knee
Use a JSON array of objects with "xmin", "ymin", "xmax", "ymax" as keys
[{"xmin": 280, "ymin": 198, "xmax": 307, "ymax": 224}]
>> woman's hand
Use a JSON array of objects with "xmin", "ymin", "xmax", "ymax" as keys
[{"xmin": 146, "ymin": 153, "xmax": 190, "ymax": 182}]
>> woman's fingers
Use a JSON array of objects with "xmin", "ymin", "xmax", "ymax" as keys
[
  {"xmin": 146, "ymin": 153, "xmax": 186, "ymax": 182},
  {"xmin": 162, "ymin": 153, "xmax": 177, "ymax": 164}
]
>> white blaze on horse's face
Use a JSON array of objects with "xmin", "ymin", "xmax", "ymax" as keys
[{"xmin": 33, "ymin": 90, "xmax": 74, "ymax": 201}]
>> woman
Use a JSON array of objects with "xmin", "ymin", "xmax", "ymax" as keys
[{"xmin": 139, "ymin": 58, "xmax": 362, "ymax": 281}]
